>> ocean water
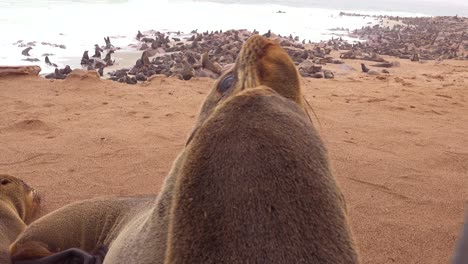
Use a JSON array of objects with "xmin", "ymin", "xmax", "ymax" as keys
[
  {"xmin": 198, "ymin": 0, "xmax": 468, "ymax": 17},
  {"xmin": 0, "ymin": 0, "xmax": 432, "ymax": 73}
]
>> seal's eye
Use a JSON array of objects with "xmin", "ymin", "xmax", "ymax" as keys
[
  {"xmin": 218, "ymin": 74, "xmax": 234, "ymax": 93},
  {"xmin": 1, "ymin": 179, "xmax": 11, "ymax": 185}
]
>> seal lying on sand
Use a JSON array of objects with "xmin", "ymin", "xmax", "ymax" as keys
[
  {"xmin": 0, "ymin": 174, "xmax": 40, "ymax": 264},
  {"xmin": 10, "ymin": 196, "xmax": 156, "ymax": 264},
  {"xmin": 11, "ymin": 35, "xmax": 359, "ymax": 264}
]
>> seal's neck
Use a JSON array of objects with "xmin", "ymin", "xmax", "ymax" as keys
[{"xmin": 0, "ymin": 202, "xmax": 27, "ymax": 245}]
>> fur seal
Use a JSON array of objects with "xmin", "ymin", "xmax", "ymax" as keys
[
  {"xmin": 44, "ymin": 68, "xmax": 66, "ymax": 80},
  {"xmin": 0, "ymin": 174, "xmax": 40, "ymax": 264},
  {"xmin": 136, "ymin": 30, "xmax": 144, "ymax": 40},
  {"xmin": 201, "ymin": 52, "xmax": 222, "ymax": 74},
  {"xmin": 361, "ymin": 63, "xmax": 370, "ymax": 72},
  {"xmin": 22, "ymin": 58, "xmax": 39, "ymax": 62},
  {"xmin": 164, "ymin": 35, "xmax": 359, "ymax": 264},
  {"xmin": 21, "ymin": 47, "xmax": 32, "ymax": 57},
  {"xmin": 92, "ymin": 45, "xmax": 102, "ymax": 59},
  {"xmin": 104, "ymin": 37, "xmax": 113, "ymax": 50},
  {"xmin": 59, "ymin": 65, "xmax": 72, "ymax": 75},
  {"xmin": 44, "ymin": 56, "xmax": 57, "ymax": 68},
  {"xmin": 103, "ymin": 50, "xmax": 114, "ymax": 66},
  {"xmin": 11, "ymin": 35, "xmax": 359, "ymax": 264},
  {"xmin": 10, "ymin": 196, "xmax": 156, "ymax": 263},
  {"xmin": 81, "ymin": 51, "xmax": 89, "ymax": 66}
]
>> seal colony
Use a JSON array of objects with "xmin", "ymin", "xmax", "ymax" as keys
[
  {"xmin": 0, "ymin": 174, "xmax": 41, "ymax": 264},
  {"xmin": 107, "ymin": 29, "xmax": 339, "ymax": 84},
  {"xmin": 9, "ymin": 35, "xmax": 359, "ymax": 263},
  {"xmin": 334, "ymin": 14, "xmax": 468, "ymax": 62}
]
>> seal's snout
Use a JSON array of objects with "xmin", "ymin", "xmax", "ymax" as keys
[
  {"xmin": 21, "ymin": 180, "xmax": 41, "ymax": 204},
  {"xmin": 32, "ymin": 189, "xmax": 41, "ymax": 205},
  {"xmin": 20, "ymin": 180, "xmax": 42, "ymax": 222}
]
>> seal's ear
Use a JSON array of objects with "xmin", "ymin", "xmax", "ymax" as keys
[{"xmin": 255, "ymin": 39, "xmax": 302, "ymax": 105}]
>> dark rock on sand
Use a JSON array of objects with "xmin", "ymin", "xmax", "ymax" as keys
[{"xmin": 0, "ymin": 66, "xmax": 41, "ymax": 77}]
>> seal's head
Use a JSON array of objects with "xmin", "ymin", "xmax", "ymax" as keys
[
  {"xmin": 188, "ymin": 35, "xmax": 304, "ymax": 145},
  {"xmin": 0, "ymin": 174, "xmax": 41, "ymax": 224}
]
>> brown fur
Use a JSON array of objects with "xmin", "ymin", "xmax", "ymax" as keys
[
  {"xmin": 9, "ymin": 195, "xmax": 155, "ymax": 262},
  {"xmin": 165, "ymin": 35, "xmax": 359, "ymax": 263},
  {"xmin": 9, "ymin": 156, "xmax": 184, "ymax": 264},
  {"xmin": 0, "ymin": 174, "xmax": 40, "ymax": 264},
  {"xmin": 10, "ymin": 35, "xmax": 359, "ymax": 263}
]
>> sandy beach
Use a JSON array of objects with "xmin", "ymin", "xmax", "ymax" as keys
[{"xmin": 0, "ymin": 55, "xmax": 466, "ymax": 263}]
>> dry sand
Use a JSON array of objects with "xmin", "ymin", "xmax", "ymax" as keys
[{"xmin": 0, "ymin": 57, "xmax": 466, "ymax": 263}]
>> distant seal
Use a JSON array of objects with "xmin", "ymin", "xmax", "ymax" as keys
[
  {"xmin": 11, "ymin": 35, "xmax": 359, "ymax": 264},
  {"xmin": 45, "ymin": 68, "xmax": 66, "ymax": 80},
  {"xmin": 44, "ymin": 56, "xmax": 58, "ymax": 68},
  {"xmin": 0, "ymin": 174, "xmax": 40, "ymax": 264},
  {"xmin": 21, "ymin": 47, "xmax": 32, "ymax": 56},
  {"xmin": 54, "ymin": 68, "xmax": 66, "ymax": 79},
  {"xmin": 103, "ymin": 37, "xmax": 112, "ymax": 50},
  {"xmin": 81, "ymin": 51, "xmax": 89, "ymax": 66},
  {"xmin": 201, "ymin": 52, "xmax": 222, "ymax": 74},
  {"xmin": 361, "ymin": 63, "xmax": 370, "ymax": 72},
  {"xmin": 103, "ymin": 50, "xmax": 114, "ymax": 66},
  {"xmin": 92, "ymin": 45, "xmax": 102, "ymax": 59},
  {"xmin": 59, "ymin": 65, "xmax": 72, "ymax": 75},
  {"xmin": 95, "ymin": 44, "xmax": 103, "ymax": 53},
  {"xmin": 136, "ymin": 30, "xmax": 144, "ymax": 40},
  {"xmin": 22, "ymin": 58, "xmax": 40, "ymax": 62},
  {"xmin": 141, "ymin": 51, "xmax": 150, "ymax": 66}
]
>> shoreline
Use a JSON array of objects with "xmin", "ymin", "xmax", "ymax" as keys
[{"xmin": 2, "ymin": 14, "xmax": 467, "ymax": 82}]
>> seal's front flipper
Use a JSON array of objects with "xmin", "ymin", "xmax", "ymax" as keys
[
  {"xmin": 90, "ymin": 246, "xmax": 108, "ymax": 264},
  {"xmin": 13, "ymin": 248, "xmax": 98, "ymax": 264}
]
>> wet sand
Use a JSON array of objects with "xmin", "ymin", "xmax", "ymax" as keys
[{"xmin": 0, "ymin": 56, "xmax": 466, "ymax": 263}]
